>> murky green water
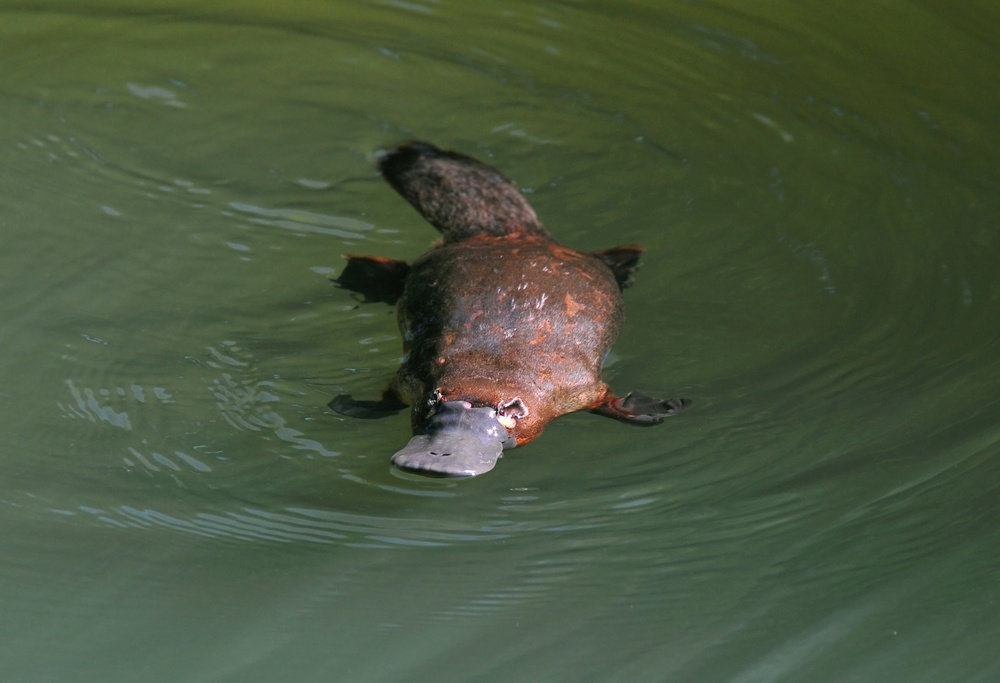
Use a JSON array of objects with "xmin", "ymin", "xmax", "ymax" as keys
[{"xmin": 3, "ymin": 1, "xmax": 999, "ymax": 681}]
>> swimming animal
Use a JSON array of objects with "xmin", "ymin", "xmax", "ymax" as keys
[{"xmin": 331, "ymin": 142, "xmax": 688, "ymax": 476}]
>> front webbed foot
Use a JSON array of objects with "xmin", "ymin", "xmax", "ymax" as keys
[
  {"xmin": 591, "ymin": 391, "xmax": 690, "ymax": 425},
  {"xmin": 329, "ymin": 391, "xmax": 407, "ymax": 419}
]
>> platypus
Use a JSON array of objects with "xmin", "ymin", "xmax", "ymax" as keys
[{"xmin": 331, "ymin": 142, "xmax": 688, "ymax": 477}]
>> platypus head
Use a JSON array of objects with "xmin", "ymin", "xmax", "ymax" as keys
[{"xmin": 392, "ymin": 400, "xmax": 517, "ymax": 477}]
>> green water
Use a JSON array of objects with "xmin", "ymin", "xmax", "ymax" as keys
[{"xmin": 3, "ymin": 1, "xmax": 999, "ymax": 681}]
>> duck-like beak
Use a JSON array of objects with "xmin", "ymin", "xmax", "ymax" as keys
[{"xmin": 391, "ymin": 401, "xmax": 515, "ymax": 477}]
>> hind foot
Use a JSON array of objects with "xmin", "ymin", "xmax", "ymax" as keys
[
  {"xmin": 590, "ymin": 245, "xmax": 644, "ymax": 290},
  {"xmin": 591, "ymin": 391, "xmax": 690, "ymax": 425},
  {"xmin": 333, "ymin": 255, "xmax": 409, "ymax": 305}
]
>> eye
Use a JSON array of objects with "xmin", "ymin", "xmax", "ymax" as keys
[{"xmin": 498, "ymin": 396, "xmax": 529, "ymax": 419}]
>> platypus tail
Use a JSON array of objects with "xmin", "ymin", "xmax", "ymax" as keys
[{"xmin": 377, "ymin": 142, "xmax": 553, "ymax": 243}]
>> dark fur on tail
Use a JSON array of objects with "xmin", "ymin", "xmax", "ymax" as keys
[{"xmin": 377, "ymin": 142, "xmax": 553, "ymax": 242}]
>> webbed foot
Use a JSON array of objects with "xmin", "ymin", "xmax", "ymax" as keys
[
  {"xmin": 333, "ymin": 255, "xmax": 409, "ymax": 305},
  {"xmin": 591, "ymin": 391, "xmax": 690, "ymax": 425},
  {"xmin": 329, "ymin": 391, "xmax": 407, "ymax": 419},
  {"xmin": 591, "ymin": 245, "xmax": 644, "ymax": 290}
]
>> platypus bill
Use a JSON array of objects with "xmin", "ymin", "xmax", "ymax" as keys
[{"xmin": 331, "ymin": 142, "xmax": 689, "ymax": 477}]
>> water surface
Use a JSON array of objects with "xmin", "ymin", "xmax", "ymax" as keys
[{"xmin": 2, "ymin": 1, "xmax": 999, "ymax": 681}]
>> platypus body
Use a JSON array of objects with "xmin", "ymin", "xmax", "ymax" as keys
[{"xmin": 331, "ymin": 142, "xmax": 688, "ymax": 476}]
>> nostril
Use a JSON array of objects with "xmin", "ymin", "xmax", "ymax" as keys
[{"xmin": 429, "ymin": 451, "xmax": 452, "ymax": 457}]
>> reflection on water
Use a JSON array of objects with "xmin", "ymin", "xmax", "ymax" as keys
[
  {"xmin": 104, "ymin": 506, "xmax": 416, "ymax": 545},
  {"xmin": 125, "ymin": 446, "xmax": 212, "ymax": 473},
  {"xmin": 227, "ymin": 201, "xmax": 375, "ymax": 239},
  {"xmin": 60, "ymin": 379, "xmax": 137, "ymax": 431},
  {"xmin": 2, "ymin": 1, "xmax": 999, "ymax": 682}
]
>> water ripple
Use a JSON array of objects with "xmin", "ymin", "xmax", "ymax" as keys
[
  {"xmin": 80, "ymin": 504, "xmax": 515, "ymax": 548},
  {"xmin": 228, "ymin": 201, "xmax": 373, "ymax": 239},
  {"xmin": 58, "ymin": 379, "xmax": 134, "ymax": 430}
]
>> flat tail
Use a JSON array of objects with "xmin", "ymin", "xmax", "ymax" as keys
[{"xmin": 378, "ymin": 142, "xmax": 553, "ymax": 243}]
